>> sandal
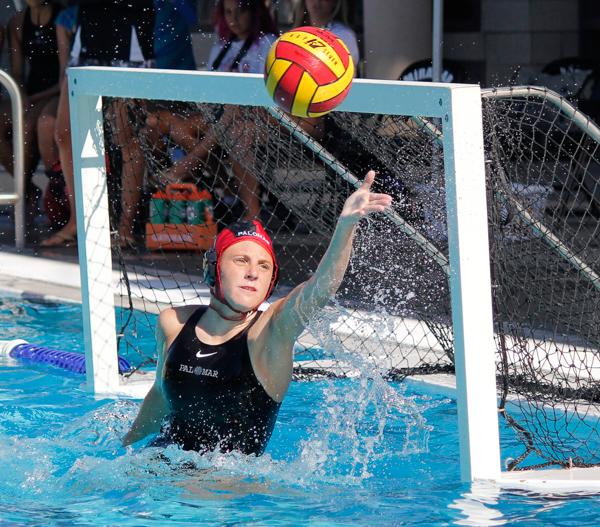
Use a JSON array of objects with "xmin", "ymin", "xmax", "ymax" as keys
[
  {"xmin": 116, "ymin": 232, "xmax": 137, "ymax": 250},
  {"xmin": 40, "ymin": 229, "xmax": 77, "ymax": 248},
  {"xmin": 114, "ymin": 230, "xmax": 136, "ymax": 249}
]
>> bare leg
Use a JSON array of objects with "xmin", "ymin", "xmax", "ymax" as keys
[
  {"xmin": 112, "ymin": 99, "xmax": 145, "ymax": 244},
  {"xmin": 36, "ymin": 97, "xmax": 59, "ymax": 170},
  {"xmin": 228, "ymin": 108, "xmax": 262, "ymax": 218},
  {"xmin": 162, "ymin": 133, "xmax": 217, "ymax": 183},
  {"xmin": 41, "ymin": 78, "xmax": 76, "ymax": 246},
  {"xmin": 294, "ymin": 115, "xmax": 325, "ymax": 140},
  {"xmin": 144, "ymin": 110, "xmax": 214, "ymax": 182},
  {"xmin": 22, "ymin": 99, "xmax": 48, "ymax": 223},
  {"xmin": 23, "ymin": 99, "xmax": 47, "ymax": 171},
  {"xmin": 167, "ymin": 114, "xmax": 208, "ymax": 152},
  {"xmin": 232, "ymin": 161, "xmax": 260, "ymax": 220},
  {"xmin": 146, "ymin": 110, "xmax": 209, "ymax": 144}
]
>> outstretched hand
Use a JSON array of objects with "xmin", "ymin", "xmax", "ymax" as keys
[{"xmin": 339, "ymin": 171, "xmax": 392, "ymax": 226}]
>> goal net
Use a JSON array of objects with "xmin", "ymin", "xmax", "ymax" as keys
[
  {"xmin": 481, "ymin": 86, "xmax": 600, "ymax": 471},
  {"xmin": 336, "ymin": 85, "xmax": 600, "ymax": 471},
  {"xmin": 110, "ymin": 97, "xmax": 456, "ymax": 376},
  {"xmin": 70, "ymin": 67, "xmax": 600, "ymax": 480}
]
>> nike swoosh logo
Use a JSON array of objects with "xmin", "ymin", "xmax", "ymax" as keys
[{"xmin": 196, "ymin": 351, "xmax": 218, "ymax": 359}]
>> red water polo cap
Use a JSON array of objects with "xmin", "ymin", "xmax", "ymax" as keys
[
  {"xmin": 215, "ymin": 220, "xmax": 276, "ymax": 266},
  {"xmin": 214, "ymin": 220, "xmax": 278, "ymax": 307}
]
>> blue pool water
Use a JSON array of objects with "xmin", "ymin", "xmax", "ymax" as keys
[{"xmin": 2, "ymin": 295, "xmax": 600, "ymax": 526}]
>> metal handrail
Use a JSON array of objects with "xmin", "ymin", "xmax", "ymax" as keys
[{"xmin": 0, "ymin": 69, "xmax": 25, "ymax": 249}]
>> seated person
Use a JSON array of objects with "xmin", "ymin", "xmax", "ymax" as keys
[
  {"xmin": 35, "ymin": 3, "xmax": 78, "ymax": 232},
  {"xmin": 289, "ymin": 0, "xmax": 359, "ymax": 142},
  {"xmin": 41, "ymin": 0, "xmax": 156, "ymax": 247},
  {"xmin": 0, "ymin": 0, "xmax": 62, "ymax": 226},
  {"xmin": 142, "ymin": 0, "xmax": 277, "ymax": 220},
  {"xmin": 154, "ymin": 0, "xmax": 197, "ymax": 70},
  {"xmin": 293, "ymin": 0, "xmax": 359, "ymax": 66}
]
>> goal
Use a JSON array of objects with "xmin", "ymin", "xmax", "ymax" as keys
[{"xmin": 69, "ymin": 66, "xmax": 600, "ymax": 488}]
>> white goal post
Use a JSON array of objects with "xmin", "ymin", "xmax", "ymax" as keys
[{"xmin": 68, "ymin": 66, "xmax": 500, "ymax": 483}]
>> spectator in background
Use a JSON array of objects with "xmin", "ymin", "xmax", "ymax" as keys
[
  {"xmin": 294, "ymin": 0, "xmax": 411, "ymax": 214},
  {"xmin": 154, "ymin": 0, "xmax": 197, "ymax": 70},
  {"xmin": 0, "ymin": 0, "xmax": 62, "ymax": 224},
  {"xmin": 36, "ymin": 3, "xmax": 78, "ymax": 232},
  {"xmin": 293, "ymin": 0, "xmax": 359, "ymax": 66},
  {"xmin": 207, "ymin": 0, "xmax": 276, "ymax": 74},
  {"xmin": 274, "ymin": 0, "xmax": 359, "ymax": 146},
  {"xmin": 41, "ymin": 0, "xmax": 155, "ymax": 247},
  {"xmin": 143, "ymin": 0, "xmax": 277, "ymax": 219},
  {"xmin": 42, "ymin": 0, "xmax": 199, "ymax": 245}
]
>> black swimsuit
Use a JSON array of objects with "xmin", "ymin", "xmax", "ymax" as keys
[
  {"xmin": 159, "ymin": 307, "xmax": 281, "ymax": 455},
  {"xmin": 69, "ymin": 0, "xmax": 155, "ymax": 65},
  {"xmin": 22, "ymin": 4, "xmax": 60, "ymax": 96}
]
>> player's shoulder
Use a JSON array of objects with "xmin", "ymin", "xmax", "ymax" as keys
[
  {"xmin": 158, "ymin": 304, "xmax": 203, "ymax": 334},
  {"xmin": 250, "ymin": 296, "xmax": 289, "ymax": 338}
]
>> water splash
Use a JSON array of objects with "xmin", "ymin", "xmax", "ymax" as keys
[
  {"xmin": 294, "ymin": 305, "xmax": 436, "ymax": 485},
  {"xmin": 269, "ymin": 216, "xmax": 449, "ymax": 485}
]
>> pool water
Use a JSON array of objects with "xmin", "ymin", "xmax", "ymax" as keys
[{"xmin": 2, "ymin": 296, "xmax": 600, "ymax": 526}]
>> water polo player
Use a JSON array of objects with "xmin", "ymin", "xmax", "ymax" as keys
[{"xmin": 123, "ymin": 171, "xmax": 392, "ymax": 455}]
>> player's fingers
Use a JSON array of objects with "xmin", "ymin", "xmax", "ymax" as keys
[
  {"xmin": 360, "ymin": 170, "xmax": 376, "ymax": 190},
  {"xmin": 369, "ymin": 197, "xmax": 392, "ymax": 209},
  {"xmin": 369, "ymin": 193, "xmax": 392, "ymax": 202}
]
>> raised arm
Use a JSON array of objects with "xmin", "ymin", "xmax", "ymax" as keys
[
  {"xmin": 251, "ymin": 171, "xmax": 391, "ymax": 399},
  {"xmin": 272, "ymin": 170, "xmax": 392, "ymax": 340}
]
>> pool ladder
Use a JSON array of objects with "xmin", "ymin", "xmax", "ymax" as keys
[{"xmin": 0, "ymin": 69, "xmax": 25, "ymax": 249}]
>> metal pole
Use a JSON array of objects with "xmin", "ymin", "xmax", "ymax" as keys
[
  {"xmin": 432, "ymin": 0, "xmax": 444, "ymax": 82},
  {"xmin": 0, "ymin": 69, "xmax": 25, "ymax": 249}
]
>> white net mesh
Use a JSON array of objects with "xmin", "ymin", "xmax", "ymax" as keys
[{"xmin": 107, "ymin": 98, "xmax": 454, "ymax": 379}]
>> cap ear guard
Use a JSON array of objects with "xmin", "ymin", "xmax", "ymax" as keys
[{"xmin": 203, "ymin": 247, "xmax": 217, "ymax": 287}]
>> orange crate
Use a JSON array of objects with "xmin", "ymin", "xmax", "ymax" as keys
[
  {"xmin": 145, "ymin": 222, "xmax": 217, "ymax": 251},
  {"xmin": 146, "ymin": 183, "xmax": 216, "ymax": 251}
]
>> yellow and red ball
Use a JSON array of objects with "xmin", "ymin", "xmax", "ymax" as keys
[{"xmin": 264, "ymin": 26, "xmax": 354, "ymax": 118}]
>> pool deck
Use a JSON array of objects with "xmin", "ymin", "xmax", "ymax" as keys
[
  {"xmin": 0, "ymin": 247, "xmax": 82, "ymax": 303},
  {"xmin": 499, "ymin": 466, "xmax": 600, "ymax": 492}
]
